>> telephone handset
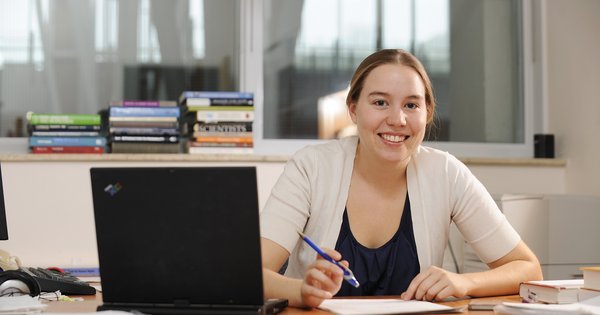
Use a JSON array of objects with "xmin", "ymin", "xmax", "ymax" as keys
[{"xmin": 0, "ymin": 249, "xmax": 21, "ymax": 271}]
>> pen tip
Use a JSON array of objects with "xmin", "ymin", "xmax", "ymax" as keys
[{"xmin": 296, "ymin": 230, "xmax": 305, "ymax": 238}]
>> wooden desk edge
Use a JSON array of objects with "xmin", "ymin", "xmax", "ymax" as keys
[{"xmin": 44, "ymin": 293, "xmax": 521, "ymax": 314}]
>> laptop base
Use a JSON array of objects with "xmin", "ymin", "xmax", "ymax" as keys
[{"xmin": 98, "ymin": 299, "xmax": 288, "ymax": 315}]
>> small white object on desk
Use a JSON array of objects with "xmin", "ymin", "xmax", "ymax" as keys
[
  {"xmin": 318, "ymin": 299, "xmax": 465, "ymax": 315},
  {"xmin": 496, "ymin": 295, "xmax": 600, "ymax": 315},
  {"xmin": 0, "ymin": 295, "xmax": 46, "ymax": 314}
]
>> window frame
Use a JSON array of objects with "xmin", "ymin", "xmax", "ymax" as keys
[{"xmin": 243, "ymin": 0, "xmax": 544, "ymax": 158}]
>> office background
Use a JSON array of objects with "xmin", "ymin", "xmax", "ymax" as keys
[{"xmin": 0, "ymin": 0, "xmax": 598, "ymax": 273}]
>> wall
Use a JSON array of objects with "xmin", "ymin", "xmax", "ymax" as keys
[
  {"xmin": 546, "ymin": 0, "xmax": 600, "ymax": 196},
  {"xmin": 0, "ymin": 160, "xmax": 285, "ymax": 267},
  {"xmin": 0, "ymin": 159, "xmax": 564, "ymax": 268}
]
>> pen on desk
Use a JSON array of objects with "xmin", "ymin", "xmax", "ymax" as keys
[{"xmin": 297, "ymin": 231, "xmax": 360, "ymax": 288}]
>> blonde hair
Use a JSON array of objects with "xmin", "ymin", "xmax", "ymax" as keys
[{"xmin": 346, "ymin": 49, "xmax": 436, "ymax": 124}]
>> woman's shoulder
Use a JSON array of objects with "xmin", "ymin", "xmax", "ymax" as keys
[
  {"xmin": 415, "ymin": 145, "xmax": 452, "ymax": 160},
  {"xmin": 292, "ymin": 136, "xmax": 357, "ymax": 160},
  {"xmin": 413, "ymin": 145, "xmax": 465, "ymax": 169}
]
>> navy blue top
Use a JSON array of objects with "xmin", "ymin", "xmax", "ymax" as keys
[{"xmin": 334, "ymin": 194, "xmax": 420, "ymax": 296}]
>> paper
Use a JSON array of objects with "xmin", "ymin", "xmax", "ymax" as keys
[
  {"xmin": 0, "ymin": 295, "xmax": 46, "ymax": 315},
  {"xmin": 318, "ymin": 299, "xmax": 465, "ymax": 315}
]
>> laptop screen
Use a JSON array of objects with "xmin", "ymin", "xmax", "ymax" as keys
[{"xmin": 90, "ymin": 167, "xmax": 264, "ymax": 307}]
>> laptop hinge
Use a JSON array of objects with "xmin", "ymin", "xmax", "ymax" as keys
[{"xmin": 174, "ymin": 299, "xmax": 191, "ymax": 308}]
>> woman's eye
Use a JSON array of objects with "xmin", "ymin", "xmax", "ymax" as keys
[
  {"xmin": 405, "ymin": 103, "xmax": 418, "ymax": 109},
  {"xmin": 374, "ymin": 100, "xmax": 387, "ymax": 106}
]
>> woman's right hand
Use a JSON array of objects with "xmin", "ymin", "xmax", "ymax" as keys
[{"xmin": 300, "ymin": 248, "xmax": 347, "ymax": 308}]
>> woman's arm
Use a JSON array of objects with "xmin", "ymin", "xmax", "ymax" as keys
[
  {"xmin": 401, "ymin": 240, "xmax": 543, "ymax": 301},
  {"xmin": 261, "ymin": 237, "xmax": 346, "ymax": 308}
]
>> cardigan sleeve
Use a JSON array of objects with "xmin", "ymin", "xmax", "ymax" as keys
[
  {"xmin": 447, "ymin": 155, "xmax": 521, "ymax": 263},
  {"xmin": 260, "ymin": 147, "xmax": 314, "ymax": 253}
]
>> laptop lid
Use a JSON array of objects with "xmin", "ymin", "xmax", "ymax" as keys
[{"xmin": 90, "ymin": 167, "xmax": 269, "ymax": 310}]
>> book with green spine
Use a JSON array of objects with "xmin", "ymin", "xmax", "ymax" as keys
[{"xmin": 27, "ymin": 112, "xmax": 102, "ymax": 126}]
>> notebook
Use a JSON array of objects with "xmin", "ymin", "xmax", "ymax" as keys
[{"xmin": 90, "ymin": 167, "xmax": 287, "ymax": 315}]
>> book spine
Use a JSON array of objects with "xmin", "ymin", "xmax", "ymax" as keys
[
  {"xmin": 109, "ymin": 106, "xmax": 180, "ymax": 117},
  {"xmin": 108, "ymin": 116, "xmax": 178, "ymax": 122},
  {"xmin": 185, "ymin": 98, "xmax": 254, "ymax": 106},
  {"xmin": 108, "ymin": 121, "xmax": 179, "ymax": 128},
  {"xmin": 188, "ymin": 146, "xmax": 254, "ymax": 154},
  {"xmin": 31, "ymin": 146, "xmax": 105, "ymax": 154},
  {"xmin": 31, "ymin": 131, "xmax": 101, "ymax": 137},
  {"xmin": 192, "ymin": 131, "xmax": 253, "ymax": 138},
  {"xmin": 109, "ymin": 127, "xmax": 179, "ymax": 136},
  {"xmin": 111, "ymin": 142, "xmax": 180, "ymax": 153},
  {"xmin": 109, "ymin": 100, "xmax": 177, "ymax": 107},
  {"xmin": 29, "ymin": 136, "xmax": 107, "ymax": 147},
  {"xmin": 195, "ymin": 111, "xmax": 255, "ymax": 122},
  {"xmin": 30, "ymin": 124, "xmax": 101, "ymax": 131},
  {"xmin": 188, "ymin": 141, "xmax": 253, "ymax": 148},
  {"xmin": 193, "ymin": 122, "xmax": 253, "ymax": 133},
  {"xmin": 194, "ymin": 136, "xmax": 253, "ymax": 144},
  {"xmin": 179, "ymin": 91, "xmax": 253, "ymax": 103},
  {"xmin": 188, "ymin": 106, "xmax": 254, "ymax": 111},
  {"xmin": 28, "ymin": 113, "xmax": 101, "ymax": 126},
  {"xmin": 111, "ymin": 135, "xmax": 180, "ymax": 143}
]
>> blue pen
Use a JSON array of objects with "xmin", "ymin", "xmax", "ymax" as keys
[{"xmin": 297, "ymin": 231, "xmax": 360, "ymax": 288}]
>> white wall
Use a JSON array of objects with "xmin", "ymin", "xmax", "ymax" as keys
[
  {"xmin": 546, "ymin": 0, "xmax": 600, "ymax": 196},
  {"xmin": 0, "ymin": 161, "xmax": 285, "ymax": 267},
  {"xmin": 0, "ymin": 160, "xmax": 564, "ymax": 268}
]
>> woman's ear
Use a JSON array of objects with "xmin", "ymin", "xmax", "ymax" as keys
[{"xmin": 348, "ymin": 102, "xmax": 358, "ymax": 124}]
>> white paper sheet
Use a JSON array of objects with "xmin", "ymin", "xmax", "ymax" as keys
[{"xmin": 318, "ymin": 299, "xmax": 465, "ymax": 315}]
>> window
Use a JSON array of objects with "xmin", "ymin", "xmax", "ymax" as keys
[
  {"xmin": 1, "ymin": 0, "xmax": 540, "ymax": 157},
  {"xmin": 252, "ymin": 0, "xmax": 536, "ymax": 157},
  {"xmin": 0, "ymin": 0, "xmax": 239, "ymax": 138}
]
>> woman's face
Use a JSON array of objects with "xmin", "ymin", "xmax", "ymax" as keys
[{"xmin": 349, "ymin": 63, "xmax": 428, "ymax": 164}]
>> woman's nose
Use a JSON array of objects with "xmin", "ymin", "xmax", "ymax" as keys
[{"xmin": 387, "ymin": 105, "xmax": 407, "ymax": 126}]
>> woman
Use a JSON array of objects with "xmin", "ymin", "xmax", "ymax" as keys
[{"xmin": 259, "ymin": 49, "xmax": 542, "ymax": 308}]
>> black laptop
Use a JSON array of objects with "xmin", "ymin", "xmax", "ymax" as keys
[{"xmin": 90, "ymin": 167, "xmax": 287, "ymax": 315}]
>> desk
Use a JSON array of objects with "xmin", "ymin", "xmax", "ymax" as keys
[{"xmin": 43, "ymin": 293, "xmax": 522, "ymax": 314}]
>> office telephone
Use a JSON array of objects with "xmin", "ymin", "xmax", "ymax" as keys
[{"xmin": 0, "ymin": 249, "xmax": 96, "ymax": 295}]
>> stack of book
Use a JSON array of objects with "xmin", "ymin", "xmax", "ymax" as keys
[
  {"xmin": 26, "ymin": 112, "xmax": 105, "ymax": 154},
  {"xmin": 179, "ymin": 91, "xmax": 254, "ymax": 154},
  {"xmin": 107, "ymin": 100, "xmax": 181, "ymax": 153},
  {"xmin": 519, "ymin": 279, "xmax": 584, "ymax": 304},
  {"xmin": 519, "ymin": 270, "xmax": 600, "ymax": 304}
]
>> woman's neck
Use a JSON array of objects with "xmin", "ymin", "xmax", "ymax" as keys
[{"xmin": 354, "ymin": 143, "xmax": 409, "ymax": 187}]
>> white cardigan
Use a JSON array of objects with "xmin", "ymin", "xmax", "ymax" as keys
[{"xmin": 260, "ymin": 136, "xmax": 520, "ymax": 279}]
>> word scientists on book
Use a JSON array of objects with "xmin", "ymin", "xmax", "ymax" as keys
[{"xmin": 180, "ymin": 91, "xmax": 255, "ymax": 154}]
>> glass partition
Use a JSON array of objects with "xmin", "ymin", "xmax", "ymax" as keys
[
  {"xmin": 0, "ymin": 0, "xmax": 239, "ymax": 137},
  {"xmin": 262, "ymin": 0, "xmax": 523, "ymax": 143}
]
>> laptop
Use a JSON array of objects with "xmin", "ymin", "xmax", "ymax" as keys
[{"xmin": 90, "ymin": 167, "xmax": 287, "ymax": 315}]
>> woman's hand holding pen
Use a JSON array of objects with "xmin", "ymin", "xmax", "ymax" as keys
[
  {"xmin": 400, "ymin": 266, "xmax": 473, "ymax": 302},
  {"xmin": 300, "ymin": 248, "xmax": 348, "ymax": 308}
]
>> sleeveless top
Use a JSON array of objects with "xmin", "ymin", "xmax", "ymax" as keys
[{"xmin": 334, "ymin": 194, "xmax": 420, "ymax": 296}]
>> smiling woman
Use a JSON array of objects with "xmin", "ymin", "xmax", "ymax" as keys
[
  {"xmin": 258, "ymin": 49, "xmax": 543, "ymax": 308},
  {"xmin": 349, "ymin": 63, "xmax": 428, "ymax": 165}
]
